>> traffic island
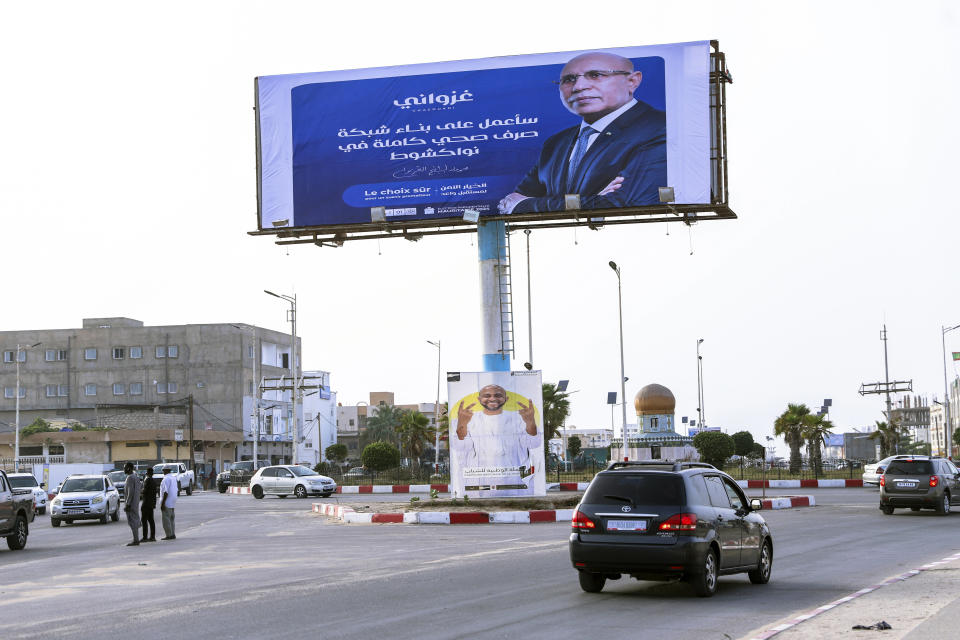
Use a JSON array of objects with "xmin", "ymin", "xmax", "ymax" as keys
[{"xmin": 311, "ymin": 494, "xmax": 816, "ymax": 524}]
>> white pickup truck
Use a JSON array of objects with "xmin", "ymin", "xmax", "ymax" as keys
[{"xmin": 152, "ymin": 462, "xmax": 196, "ymax": 496}]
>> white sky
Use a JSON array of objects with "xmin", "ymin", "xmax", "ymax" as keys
[{"xmin": 2, "ymin": 1, "xmax": 958, "ymax": 456}]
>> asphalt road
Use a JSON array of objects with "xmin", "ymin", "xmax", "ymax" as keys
[{"xmin": 2, "ymin": 487, "xmax": 958, "ymax": 640}]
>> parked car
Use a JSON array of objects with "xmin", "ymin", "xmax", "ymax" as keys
[
  {"xmin": 50, "ymin": 475, "xmax": 120, "ymax": 526},
  {"xmin": 151, "ymin": 463, "xmax": 195, "ymax": 496},
  {"xmin": 106, "ymin": 470, "xmax": 128, "ymax": 501},
  {"xmin": 1, "ymin": 469, "xmax": 36, "ymax": 550},
  {"xmin": 217, "ymin": 460, "xmax": 268, "ymax": 493},
  {"xmin": 344, "ymin": 466, "xmax": 374, "ymax": 480},
  {"xmin": 569, "ymin": 460, "xmax": 773, "ymax": 597},
  {"xmin": 5, "ymin": 473, "xmax": 48, "ymax": 515},
  {"xmin": 249, "ymin": 465, "xmax": 337, "ymax": 499},
  {"xmin": 863, "ymin": 455, "xmax": 912, "ymax": 486},
  {"xmin": 879, "ymin": 456, "xmax": 960, "ymax": 515}
]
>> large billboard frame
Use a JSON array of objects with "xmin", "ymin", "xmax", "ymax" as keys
[{"xmin": 250, "ymin": 41, "xmax": 735, "ymax": 248}]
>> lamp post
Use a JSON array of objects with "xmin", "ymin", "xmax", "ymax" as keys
[
  {"xmin": 942, "ymin": 325, "xmax": 960, "ymax": 457},
  {"xmin": 609, "ymin": 261, "xmax": 627, "ymax": 443},
  {"xmin": 265, "ymin": 290, "xmax": 298, "ymax": 464},
  {"xmin": 427, "ymin": 340, "xmax": 442, "ymax": 473},
  {"xmin": 696, "ymin": 338, "xmax": 705, "ymax": 428},
  {"xmin": 524, "ymin": 229, "xmax": 533, "ymax": 367},
  {"xmin": 14, "ymin": 342, "xmax": 41, "ymax": 472},
  {"xmin": 763, "ymin": 436, "xmax": 774, "ymax": 499}
]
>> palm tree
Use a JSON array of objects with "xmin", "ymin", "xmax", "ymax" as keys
[
  {"xmin": 397, "ymin": 410, "xmax": 435, "ymax": 470},
  {"xmin": 869, "ymin": 420, "xmax": 901, "ymax": 458},
  {"xmin": 362, "ymin": 404, "xmax": 404, "ymax": 448},
  {"xmin": 774, "ymin": 403, "xmax": 816, "ymax": 474},
  {"xmin": 802, "ymin": 416, "xmax": 834, "ymax": 476},
  {"xmin": 542, "ymin": 383, "xmax": 572, "ymax": 451}
]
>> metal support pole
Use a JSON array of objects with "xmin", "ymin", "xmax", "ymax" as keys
[
  {"xmin": 14, "ymin": 342, "xmax": 40, "ymax": 473},
  {"xmin": 428, "ymin": 340, "xmax": 441, "ymax": 471},
  {"xmin": 525, "ymin": 229, "xmax": 533, "ymax": 366},
  {"xmin": 610, "ymin": 262, "xmax": 627, "ymax": 442},
  {"xmin": 943, "ymin": 325, "xmax": 960, "ymax": 457},
  {"xmin": 479, "ymin": 220, "xmax": 510, "ymax": 372},
  {"xmin": 882, "ymin": 325, "xmax": 895, "ymax": 453}
]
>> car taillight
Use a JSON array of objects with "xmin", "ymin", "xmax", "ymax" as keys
[
  {"xmin": 880, "ymin": 475, "xmax": 885, "ymax": 487},
  {"xmin": 659, "ymin": 513, "xmax": 698, "ymax": 531},
  {"xmin": 572, "ymin": 510, "xmax": 596, "ymax": 531},
  {"xmin": 877, "ymin": 466, "xmax": 885, "ymax": 474},
  {"xmin": 930, "ymin": 475, "xmax": 939, "ymax": 488}
]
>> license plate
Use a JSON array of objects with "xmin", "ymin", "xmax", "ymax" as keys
[
  {"xmin": 606, "ymin": 519, "xmax": 647, "ymax": 531},
  {"xmin": 896, "ymin": 482, "xmax": 917, "ymax": 489},
  {"xmin": 66, "ymin": 509, "xmax": 85, "ymax": 514}
]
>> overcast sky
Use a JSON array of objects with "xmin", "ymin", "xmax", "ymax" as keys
[{"xmin": 2, "ymin": 1, "xmax": 957, "ymax": 455}]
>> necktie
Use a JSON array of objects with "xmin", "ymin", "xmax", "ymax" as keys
[{"xmin": 566, "ymin": 126, "xmax": 596, "ymax": 192}]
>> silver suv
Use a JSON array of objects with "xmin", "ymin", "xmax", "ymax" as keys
[
  {"xmin": 51, "ymin": 475, "xmax": 121, "ymax": 526},
  {"xmin": 880, "ymin": 456, "xmax": 960, "ymax": 515}
]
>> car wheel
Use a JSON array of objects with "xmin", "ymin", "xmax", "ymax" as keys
[
  {"xmin": 111, "ymin": 506, "xmax": 119, "ymax": 522},
  {"xmin": 99, "ymin": 510, "xmax": 108, "ymax": 524},
  {"xmin": 936, "ymin": 492, "xmax": 950, "ymax": 515},
  {"xmin": 252, "ymin": 485, "xmax": 264, "ymax": 499},
  {"xmin": 51, "ymin": 518, "xmax": 61, "ymax": 527},
  {"xmin": 6, "ymin": 515, "xmax": 28, "ymax": 550},
  {"xmin": 38, "ymin": 507, "xmax": 46, "ymax": 515},
  {"xmin": 748, "ymin": 539, "xmax": 773, "ymax": 584},
  {"xmin": 691, "ymin": 548, "xmax": 719, "ymax": 597},
  {"xmin": 881, "ymin": 505, "xmax": 895, "ymax": 515},
  {"xmin": 294, "ymin": 485, "xmax": 307, "ymax": 499},
  {"xmin": 577, "ymin": 571, "xmax": 606, "ymax": 593},
  {"xmin": 186, "ymin": 485, "xmax": 193, "ymax": 496},
  {"xmin": 218, "ymin": 484, "xmax": 227, "ymax": 494}
]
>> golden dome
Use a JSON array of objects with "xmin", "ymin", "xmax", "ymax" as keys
[{"xmin": 634, "ymin": 384, "xmax": 676, "ymax": 415}]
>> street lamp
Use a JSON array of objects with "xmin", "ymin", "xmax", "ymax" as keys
[
  {"xmin": 696, "ymin": 338, "xmax": 705, "ymax": 428},
  {"xmin": 14, "ymin": 342, "xmax": 41, "ymax": 472},
  {"xmin": 427, "ymin": 340, "xmax": 442, "ymax": 472},
  {"xmin": 231, "ymin": 324, "xmax": 261, "ymax": 468},
  {"xmin": 609, "ymin": 261, "xmax": 627, "ymax": 443},
  {"xmin": 942, "ymin": 324, "xmax": 960, "ymax": 457},
  {"xmin": 265, "ymin": 290, "xmax": 298, "ymax": 464}
]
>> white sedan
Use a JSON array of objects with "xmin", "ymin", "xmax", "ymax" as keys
[
  {"xmin": 250, "ymin": 465, "xmax": 337, "ymax": 499},
  {"xmin": 863, "ymin": 455, "xmax": 911, "ymax": 485}
]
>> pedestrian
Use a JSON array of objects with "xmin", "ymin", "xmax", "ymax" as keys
[
  {"xmin": 140, "ymin": 467, "xmax": 158, "ymax": 542},
  {"xmin": 159, "ymin": 466, "xmax": 178, "ymax": 540},
  {"xmin": 123, "ymin": 462, "xmax": 141, "ymax": 546}
]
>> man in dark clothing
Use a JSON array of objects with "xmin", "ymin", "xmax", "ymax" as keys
[{"xmin": 140, "ymin": 467, "xmax": 158, "ymax": 542}]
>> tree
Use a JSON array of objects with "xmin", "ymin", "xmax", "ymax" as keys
[
  {"xmin": 542, "ymin": 383, "xmax": 572, "ymax": 450},
  {"xmin": 397, "ymin": 410, "xmax": 435, "ymax": 469},
  {"xmin": 692, "ymin": 431, "xmax": 735, "ymax": 469},
  {"xmin": 953, "ymin": 428, "xmax": 960, "ymax": 455},
  {"xmin": 732, "ymin": 431, "xmax": 755, "ymax": 474},
  {"xmin": 362, "ymin": 404, "xmax": 404, "ymax": 447},
  {"xmin": 774, "ymin": 403, "xmax": 818, "ymax": 473},
  {"xmin": 869, "ymin": 420, "xmax": 901, "ymax": 459},
  {"xmin": 567, "ymin": 435, "xmax": 582, "ymax": 460},
  {"xmin": 361, "ymin": 441, "xmax": 400, "ymax": 472},
  {"xmin": 325, "ymin": 443, "xmax": 348, "ymax": 465},
  {"xmin": 802, "ymin": 416, "xmax": 834, "ymax": 475},
  {"xmin": 748, "ymin": 442, "xmax": 766, "ymax": 461}
]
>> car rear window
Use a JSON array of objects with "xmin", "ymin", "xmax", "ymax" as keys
[
  {"xmin": 885, "ymin": 461, "xmax": 933, "ymax": 475},
  {"xmin": 583, "ymin": 474, "xmax": 685, "ymax": 506}
]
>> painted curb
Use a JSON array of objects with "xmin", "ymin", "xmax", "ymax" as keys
[
  {"xmin": 311, "ymin": 502, "xmax": 577, "ymax": 524},
  {"xmin": 228, "ymin": 486, "xmax": 251, "ymax": 494},
  {"xmin": 737, "ymin": 479, "xmax": 862, "ymax": 489},
  {"xmin": 746, "ymin": 550, "xmax": 960, "ymax": 639}
]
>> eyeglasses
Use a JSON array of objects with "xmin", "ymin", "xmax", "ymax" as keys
[{"xmin": 554, "ymin": 70, "xmax": 631, "ymax": 86}]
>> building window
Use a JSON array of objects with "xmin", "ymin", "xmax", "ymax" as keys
[
  {"xmin": 46, "ymin": 385, "xmax": 57, "ymax": 397},
  {"xmin": 4, "ymin": 350, "xmax": 26, "ymax": 363},
  {"xmin": 168, "ymin": 345, "xmax": 178, "ymax": 358},
  {"xmin": 112, "ymin": 347, "xmax": 125, "ymax": 360},
  {"xmin": 281, "ymin": 353, "xmax": 289, "ymax": 369},
  {"xmin": 130, "ymin": 346, "xmax": 142, "ymax": 359},
  {"xmin": 156, "ymin": 346, "xmax": 166, "ymax": 358},
  {"xmin": 157, "ymin": 383, "xmax": 167, "ymax": 394},
  {"xmin": 84, "ymin": 348, "xmax": 97, "ymax": 361},
  {"xmin": 4, "ymin": 387, "xmax": 25, "ymax": 399},
  {"xmin": 113, "ymin": 383, "xmax": 125, "ymax": 395},
  {"xmin": 84, "ymin": 384, "xmax": 97, "ymax": 396},
  {"xmin": 304, "ymin": 441, "xmax": 313, "ymax": 449},
  {"xmin": 349, "ymin": 418, "xmax": 355, "ymax": 426},
  {"xmin": 45, "ymin": 349, "xmax": 67, "ymax": 362},
  {"xmin": 168, "ymin": 382, "xmax": 178, "ymax": 393},
  {"xmin": 130, "ymin": 382, "xmax": 143, "ymax": 395},
  {"xmin": 248, "ymin": 345, "xmax": 255, "ymax": 358}
]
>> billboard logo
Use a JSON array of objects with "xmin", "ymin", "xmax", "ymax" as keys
[
  {"xmin": 424, "ymin": 207, "xmax": 435, "ymax": 215},
  {"xmin": 385, "ymin": 207, "xmax": 417, "ymax": 218}
]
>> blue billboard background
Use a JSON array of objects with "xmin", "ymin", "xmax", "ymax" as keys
[{"xmin": 289, "ymin": 58, "xmax": 665, "ymax": 227}]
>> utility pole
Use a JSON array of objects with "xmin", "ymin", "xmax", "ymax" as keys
[
  {"xmin": 859, "ymin": 325, "xmax": 912, "ymax": 454},
  {"xmin": 188, "ymin": 394, "xmax": 195, "ymax": 471}
]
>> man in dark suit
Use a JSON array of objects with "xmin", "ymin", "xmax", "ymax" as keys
[
  {"xmin": 140, "ymin": 467, "xmax": 157, "ymax": 542},
  {"xmin": 498, "ymin": 51, "xmax": 666, "ymax": 215}
]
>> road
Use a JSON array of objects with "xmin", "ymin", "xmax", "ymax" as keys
[{"xmin": 2, "ymin": 487, "xmax": 958, "ymax": 639}]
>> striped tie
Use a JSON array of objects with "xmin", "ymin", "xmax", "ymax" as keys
[{"xmin": 566, "ymin": 126, "xmax": 596, "ymax": 192}]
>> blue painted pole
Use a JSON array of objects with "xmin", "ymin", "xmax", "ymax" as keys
[{"xmin": 478, "ymin": 220, "xmax": 510, "ymax": 372}]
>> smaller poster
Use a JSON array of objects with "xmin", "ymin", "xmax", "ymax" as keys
[{"xmin": 448, "ymin": 370, "xmax": 545, "ymax": 498}]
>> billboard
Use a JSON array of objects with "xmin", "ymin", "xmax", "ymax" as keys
[
  {"xmin": 447, "ymin": 370, "xmax": 545, "ymax": 498},
  {"xmin": 256, "ymin": 41, "xmax": 720, "ymax": 234}
]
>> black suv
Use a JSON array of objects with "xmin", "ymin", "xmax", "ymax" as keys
[{"xmin": 569, "ymin": 461, "xmax": 773, "ymax": 597}]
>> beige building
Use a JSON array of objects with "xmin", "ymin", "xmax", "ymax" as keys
[{"xmin": 337, "ymin": 391, "xmax": 443, "ymax": 459}]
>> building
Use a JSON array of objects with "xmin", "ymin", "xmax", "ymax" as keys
[
  {"xmin": 611, "ymin": 383, "xmax": 696, "ymax": 461},
  {"xmin": 551, "ymin": 426, "xmax": 613, "ymax": 460},
  {"xmin": 0, "ymin": 317, "xmax": 334, "ymax": 472},
  {"xmin": 337, "ymin": 391, "xmax": 443, "ymax": 460},
  {"xmin": 930, "ymin": 402, "xmax": 947, "ymax": 457},
  {"xmin": 889, "ymin": 395, "xmax": 931, "ymax": 451}
]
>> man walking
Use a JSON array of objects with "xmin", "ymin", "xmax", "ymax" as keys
[
  {"xmin": 123, "ymin": 462, "xmax": 142, "ymax": 547},
  {"xmin": 140, "ymin": 467, "xmax": 158, "ymax": 542},
  {"xmin": 159, "ymin": 466, "xmax": 178, "ymax": 540}
]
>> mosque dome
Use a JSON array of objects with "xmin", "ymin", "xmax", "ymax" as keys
[{"xmin": 634, "ymin": 383, "xmax": 676, "ymax": 415}]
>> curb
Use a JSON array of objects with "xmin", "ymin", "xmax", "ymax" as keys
[
  {"xmin": 311, "ymin": 495, "xmax": 814, "ymax": 524},
  {"xmin": 228, "ymin": 486, "xmax": 251, "ymax": 494},
  {"xmin": 737, "ymin": 479, "xmax": 863, "ymax": 489},
  {"xmin": 745, "ymin": 550, "xmax": 960, "ymax": 639}
]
